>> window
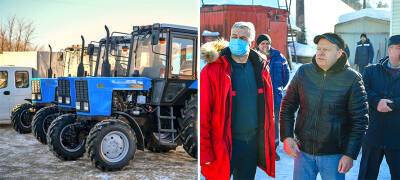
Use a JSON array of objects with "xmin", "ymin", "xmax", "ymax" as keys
[
  {"xmin": 131, "ymin": 33, "xmax": 167, "ymax": 78},
  {"xmin": 0, "ymin": 71, "xmax": 7, "ymax": 89},
  {"xmin": 170, "ymin": 37, "xmax": 194, "ymax": 77},
  {"xmin": 15, "ymin": 71, "xmax": 29, "ymax": 88}
]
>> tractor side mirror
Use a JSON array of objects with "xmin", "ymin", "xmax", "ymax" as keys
[
  {"xmin": 151, "ymin": 23, "xmax": 161, "ymax": 45},
  {"xmin": 87, "ymin": 44, "xmax": 95, "ymax": 56}
]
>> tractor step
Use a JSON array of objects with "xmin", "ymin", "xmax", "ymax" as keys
[{"xmin": 156, "ymin": 106, "xmax": 177, "ymax": 144}]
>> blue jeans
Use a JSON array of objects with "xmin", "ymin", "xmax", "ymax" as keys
[{"xmin": 294, "ymin": 151, "xmax": 345, "ymax": 180}]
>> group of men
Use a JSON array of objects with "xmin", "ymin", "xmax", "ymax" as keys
[{"xmin": 200, "ymin": 21, "xmax": 400, "ymax": 180}]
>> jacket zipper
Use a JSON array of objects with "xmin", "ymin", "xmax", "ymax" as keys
[{"xmin": 314, "ymin": 72, "xmax": 327, "ymax": 154}]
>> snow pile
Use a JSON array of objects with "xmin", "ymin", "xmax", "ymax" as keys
[
  {"xmin": 338, "ymin": 8, "xmax": 391, "ymax": 24},
  {"xmin": 288, "ymin": 42, "xmax": 316, "ymax": 57},
  {"xmin": 202, "ymin": 30, "xmax": 220, "ymax": 37}
]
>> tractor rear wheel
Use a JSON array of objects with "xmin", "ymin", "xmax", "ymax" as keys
[{"xmin": 179, "ymin": 94, "xmax": 197, "ymax": 158}]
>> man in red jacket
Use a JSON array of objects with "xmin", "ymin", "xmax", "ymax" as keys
[{"xmin": 200, "ymin": 22, "xmax": 275, "ymax": 179}]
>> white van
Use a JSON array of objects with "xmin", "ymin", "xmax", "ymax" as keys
[{"xmin": 0, "ymin": 66, "xmax": 33, "ymax": 121}]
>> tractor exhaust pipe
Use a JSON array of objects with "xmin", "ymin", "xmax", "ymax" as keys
[
  {"xmin": 77, "ymin": 35, "xmax": 85, "ymax": 77},
  {"xmin": 101, "ymin": 25, "xmax": 111, "ymax": 77},
  {"xmin": 47, "ymin": 44, "xmax": 53, "ymax": 78}
]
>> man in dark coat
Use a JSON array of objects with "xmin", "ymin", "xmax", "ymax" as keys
[
  {"xmin": 280, "ymin": 33, "xmax": 368, "ymax": 180},
  {"xmin": 358, "ymin": 35, "xmax": 400, "ymax": 180},
  {"xmin": 256, "ymin": 34, "xmax": 290, "ymax": 161},
  {"xmin": 355, "ymin": 33, "xmax": 374, "ymax": 75}
]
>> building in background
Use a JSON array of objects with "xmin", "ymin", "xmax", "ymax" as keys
[
  {"xmin": 200, "ymin": 5, "xmax": 289, "ymax": 57},
  {"xmin": 335, "ymin": 8, "xmax": 390, "ymax": 65}
]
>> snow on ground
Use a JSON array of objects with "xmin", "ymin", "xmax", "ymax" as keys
[{"xmin": 0, "ymin": 123, "xmax": 197, "ymax": 179}]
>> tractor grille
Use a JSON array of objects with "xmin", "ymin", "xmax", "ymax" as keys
[
  {"xmin": 32, "ymin": 80, "xmax": 41, "ymax": 94},
  {"xmin": 58, "ymin": 79, "xmax": 70, "ymax": 97},
  {"xmin": 75, "ymin": 80, "xmax": 88, "ymax": 102}
]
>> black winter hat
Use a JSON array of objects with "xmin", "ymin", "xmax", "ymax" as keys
[
  {"xmin": 360, "ymin": 33, "xmax": 367, "ymax": 38},
  {"xmin": 314, "ymin": 33, "xmax": 345, "ymax": 50},
  {"xmin": 256, "ymin": 34, "xmax": 271, "ymax": 46},
  {"xmin": 388, "ymin": 35, "xmax": 400, "ymax": 47}
]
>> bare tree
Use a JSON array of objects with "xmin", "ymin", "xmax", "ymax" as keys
[
  {"xmin": 23, "ymin": 21, "xmax": 35, "ymax": 51},
  {"xmin": 0, "ymin": 15, "xmax": 37, "ymax": 52},
  {"xmin": 15, "ymin": 18, "xmax": 25, "ymax": 51},
  {"xmin": 7, "ymin": 15, "xmax": 16, "ymax": 51}
]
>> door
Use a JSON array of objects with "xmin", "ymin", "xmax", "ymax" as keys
[
  {"xmin": 0, "ymin": 69, "xmax": 11, "ymax": 120},
  {"xmin": 11, "ymin": 68, "xmax": 32, "ymax": 111}
]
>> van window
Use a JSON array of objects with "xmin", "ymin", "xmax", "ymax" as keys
[
  {"xmin": 15, "ymin": 71, "xmax": 29, "ymax": 88},
  {"xmin": 0, "ymin": 71, "xmax": 7, "ymax": 89}
]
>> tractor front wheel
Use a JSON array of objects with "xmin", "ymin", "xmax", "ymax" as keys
[
  {"xmin": 47, "ymin": 114, "xmax": 85, "ymax": 160},
  {"xmin": 32, "ymin": 106, "xmax": 59, "ymax": 144},
  {"xmin": 11, "ymin": 103, "xmax": 34, "ymax": 134},
  {"xmin": 86, "ymin": 119, "xmax": 136, "ymax": 171}
]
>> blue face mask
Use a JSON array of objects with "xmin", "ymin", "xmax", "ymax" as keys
[{"xmin": 229, "ymin": 38, "xmax": 250, "ymax": 56}]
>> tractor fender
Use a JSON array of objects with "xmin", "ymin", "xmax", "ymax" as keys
[{"xmin": 112, "ymin": 111, "xmax": 145, "ymax": 150}]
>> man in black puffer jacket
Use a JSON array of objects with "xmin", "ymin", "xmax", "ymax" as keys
[
  {"xmin": 358, "ymin": 35, "xmax": 400, "ymax": 180},
  {"xmin": 280, "ymin": 33, "xmax": 369, "ymax": 180},
  {"xmin": 355, "ymin": 33, "xmax": 374, "ymax": 75}
]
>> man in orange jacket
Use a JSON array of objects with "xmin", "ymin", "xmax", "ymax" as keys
[{"xmin": 200, "ymin": 21, "xmax": 275, "ymax": 179}]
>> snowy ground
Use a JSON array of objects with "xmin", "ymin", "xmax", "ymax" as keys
[{"xmin": 0, "ymin": 123, "xmax": 197, "ymax": 179}]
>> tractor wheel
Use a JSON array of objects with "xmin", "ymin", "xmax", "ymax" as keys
[
  {"xmin": 11, "ymin": 103, "xmax": 34, "ymax": 134},
  {"xmin": 86, "ymin": 119, "xmax": 136, "ymax": 171},
  {"xmin": 10, "ymin": 103, "xmax": 23, "ymax": 119},
  {"xmin": 47, "ymin": 114, "xmax": 85, "ymax": 160},
  {"xmin": 32, "ymin": 106, "xmax": 59, "ymax": 144},
  {"xmin": 179, "ymin": 94, "xmax": 197, "ymax": 159},
  {"xmin": 146, "ymin": 132, "xmax": 176, "ymax": 153}
]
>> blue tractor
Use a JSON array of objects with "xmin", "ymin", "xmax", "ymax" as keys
[
  {"xmin": 47, "ymin": 24, "xmax": 198, "ymax": 171},
  {"xmin": 10, "ymin": 45, "xmax": 58, "ymax": 134},
  {"xmin": 47, "ymin": 28, "xmax": 135, "ymax": 160},
  {"xmin": 31, "ymin": 36, "xmax": 96, "ymax": 144}
]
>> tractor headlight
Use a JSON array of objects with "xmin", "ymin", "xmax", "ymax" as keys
[
  {"xmin": 32, "ymin": 94, "xmax": 36, "ymax": 100},
  {"xmin": 65, "ymin": 97, "xmax": 70, "ymax": 104},
  {"xmin": 83, "ymin": 102, "xmax": 89, "ymax": 111},
  {"xmin": 58, "ymin": 96, "xmax": 62, "ymax": 103},
  {"xmin": 37, "ymin": 94, "xmax": 41, "ymax": 100},
  {"xmin": 76, "ymin": 102, "xmax": 81, "ymax": 110}
]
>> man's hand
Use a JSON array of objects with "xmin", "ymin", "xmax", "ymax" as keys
[
  {"xmin": 377, "ymin": 99, "xmax": 393, "ymax": 112},
  {"xmin": 283, "ymin": 137, "xmax": 300, "ymax": 158},
  {"xmin": 338, "ymin": 155, "xmax": 353, "ymax": 173}
]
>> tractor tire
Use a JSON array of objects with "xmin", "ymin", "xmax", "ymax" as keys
[
  {"xmin": 179, "ymin": 94, "xmax": 197, "ymax": 159},
  {"xmin": 47, "ymin": 114, "xmax": 85, "ymax": 160},
  {"xmin": 86, "ymin": 119, "xmax": 136, "ymax": 171},
  {"xmin": 11, "ymin": 103, "xmax": 34, "ymax": 134},
  {"xmin": 10, "ymin": 103, "xmax": 23, "ymax": 119},
  {"xmin": 32, "ymin": 106, "xmax": 59, "ymax": 144},
  {"xmin": 146, "ymin": 132, "xmax": 176, "ymax": 153}
]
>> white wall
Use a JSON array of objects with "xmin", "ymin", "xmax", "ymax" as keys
[{"xmin": 0, "ymin": 51, "xmax": 38, "ymax": 69}]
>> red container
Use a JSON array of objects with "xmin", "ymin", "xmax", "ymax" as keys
[{"xmin": 201, "ymin": 5, "xmax": 289, "ymax": 57}]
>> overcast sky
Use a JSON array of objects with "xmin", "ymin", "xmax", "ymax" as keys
[{"xmin": 0, "ymin": 0, "xmax": 199, "ymax": 50}]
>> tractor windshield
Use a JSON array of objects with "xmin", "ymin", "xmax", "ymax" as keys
[
  {"xmin": 130, "ymin": 33, "xmax": 167, "ymax": 78},
  {"xmin": 96, "ymin": 36, "xmax": 130, "ymax": 77},
  {"xmin": 109, "ymin": 41, "xmax": 130, "ymax": 77}
]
